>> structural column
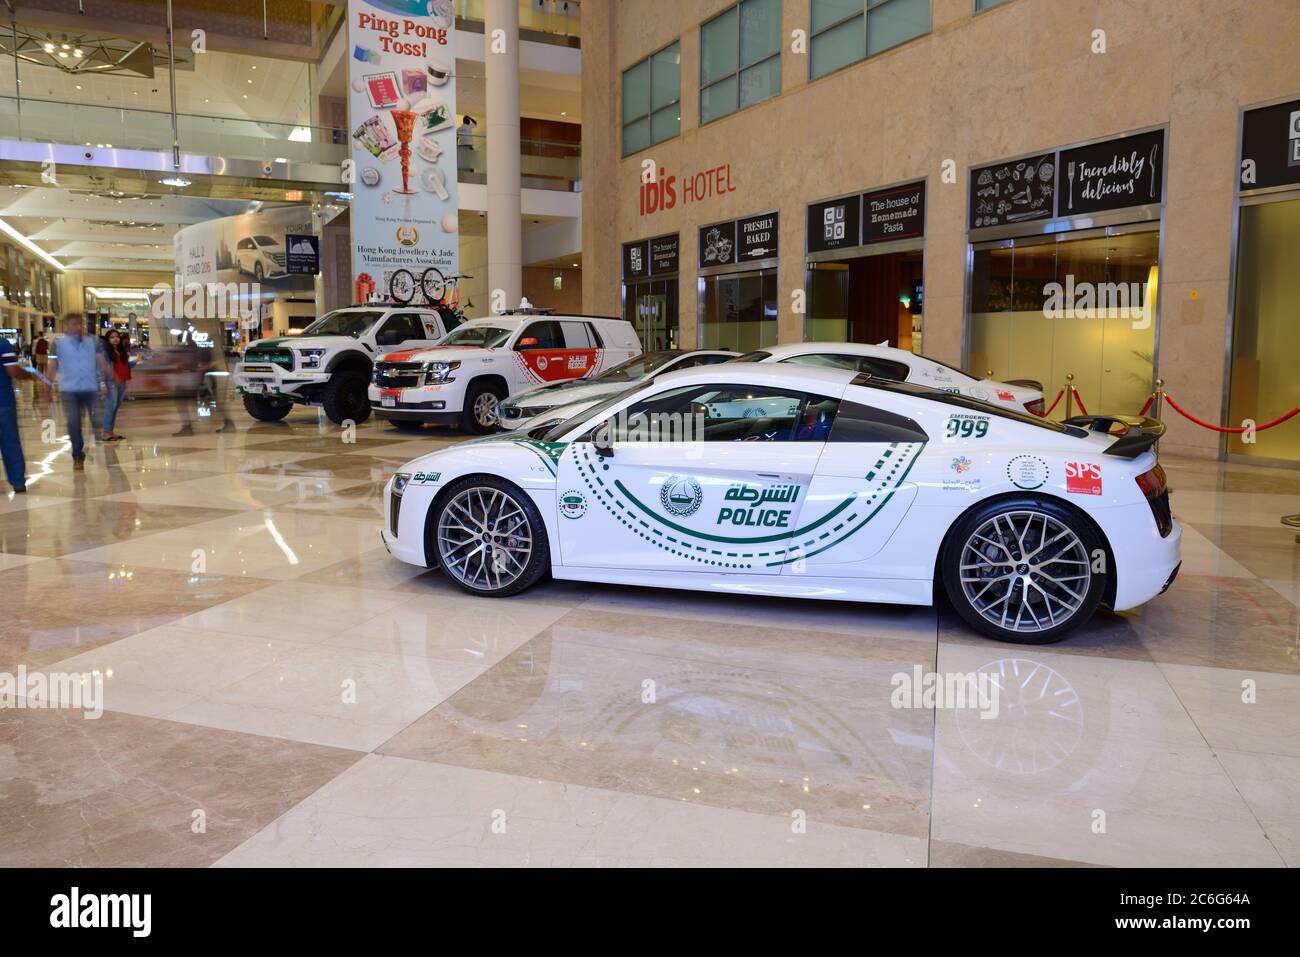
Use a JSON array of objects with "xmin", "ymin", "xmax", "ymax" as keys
[{"xmin": 485, "ymin": 0, "xmax": 522, "ymax": 309}]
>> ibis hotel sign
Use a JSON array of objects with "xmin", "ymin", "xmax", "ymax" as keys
[{"xmin": 638, "ymin": 163, "xmax": 737, "ymax": 217}]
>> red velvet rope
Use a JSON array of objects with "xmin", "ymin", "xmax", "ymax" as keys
[
  {"xmin": 1042, "ymin": 387, "xmax": 1065, "ymax": 417},
  {"xmin": 1137, "ymin": 393, "xmax": 1155, "ymax": 416},
  {"xmin": 1069, "ymin": 386, "xmax": 1088, "ymax": 417},
  {"xmin": 1162, "ymin": 393, "xmax": 1300, "ymax": 434}
]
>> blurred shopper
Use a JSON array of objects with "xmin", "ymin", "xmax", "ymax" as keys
[
  {"xmin": 47, "ymin": 313, "xmax": 109, "ymax": 471},
  {"xmin": 172, "ymin": 333, "xmax": 212, "ymax": 437},
  {"xmin": 0, "ymin": 333, "xmax": 34, "ymax": 492},
  {"xmin": 102, "ymin": 329, "xmax": 132, "ymax": 441},
  {"xmin": 32, "ymin": 331, "xmax": 49, "ymax": 375}
]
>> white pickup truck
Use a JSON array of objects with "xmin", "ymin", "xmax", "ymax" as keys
[{"xmin": 234, "ymin": 305, "xmax": 455, "ymax": 424}]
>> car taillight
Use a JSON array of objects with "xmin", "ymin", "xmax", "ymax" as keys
[
  {"xmin": 1024, "ymin": 398, "xmax": 1045, "ymax": 417},
  {"xmin": 1135, "ymin": 464, "xmax": 1167, "ymax": 499}
]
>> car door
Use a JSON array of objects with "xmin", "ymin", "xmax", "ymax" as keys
[
  {"xmin": 554, "ymin": 381, "xmax": 840, "ymax": 574},
  {"xmin": 785, "ymin": 397, "xmax": 928, "ymax": 577},
  {"xmin": 512, "ymin": 320, "xmax": 574, "ymax": 385},
  {"xmin": 558, "ymin": 320, "xmax": 600, "ymax": 380}
]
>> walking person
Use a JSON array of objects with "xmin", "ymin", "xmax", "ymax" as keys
[
  {"xmin": 101, "ymin": 329, "xmax": 132, "ymax": 441},
  {"xmin": 0, "ymin": 333, "xmax": 36, "ymax": 493},
  {"xmin": 46, "ymin": 312, "xmax": 109, "ymax": 471}
]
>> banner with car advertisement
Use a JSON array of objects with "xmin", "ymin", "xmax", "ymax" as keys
[{"xmin": 347, "ymin": 0, "xmax": 459, "ymax": 306}]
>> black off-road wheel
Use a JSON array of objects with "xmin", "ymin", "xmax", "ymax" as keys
[
  {"xmin": 242, "ymin": 394, "xmax": 292, "ymax": 421},
  {"xmin": 321, "ymin": 370, "xmax": 372, "ymax": 425}
]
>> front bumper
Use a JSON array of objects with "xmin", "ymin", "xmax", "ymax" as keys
[
  {"xmin": 368, "ymin": 381, "xmax": 465, "ymax": 423},
  {"xmin": 235, "ymin": 363, "xmax": 329, "ymax": 401}
]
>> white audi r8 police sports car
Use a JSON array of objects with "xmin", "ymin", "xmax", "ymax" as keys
[{"xmin": 381, "ymin": 364, "xmax": 1179, "ymax": 643}]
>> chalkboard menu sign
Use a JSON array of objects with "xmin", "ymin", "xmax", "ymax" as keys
[
  {"xmin": 736, "ymin": 212, "xmax": 779, "ymax": 262},
  {"xmin": 698, "ymin": 220, "xmax": 738, "ymax": 268},
  {"xmin": 969, "ymin": 153, "xmax": 1057, "ymax": 228},
  {"xmin": 1060, "ymin": 129, "xmax": 1164, "ymax": 215},
  {"xmin": 1240, "ymin": 99, "xmax": 1300, "ymax": 191},
  {"xmin": 622, "ymin": 240, "xmax": 649, "ymax": 280},
  {"xmin": 649, "ymin": 234, "xmax": 680, "ymax": 275},
  {"xmin": 807, "ymin": 195, "xmax": 861, "ymax": 253},
  {"xmin": 624, "ymin": 234, "xmax": 679, "ymax": 280},
  {"xmin": 863, "ymin": 181, "xmax": 925, "ymax": 244}
]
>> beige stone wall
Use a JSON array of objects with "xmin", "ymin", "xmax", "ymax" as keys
[{"xmin": 582, "ymin": 0, "xmax": 1300, "ymax": 459}]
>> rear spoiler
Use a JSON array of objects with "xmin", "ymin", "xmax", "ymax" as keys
[{"xmin": 1063, "ymin": 414, "xmax": 1165, "ymax": 458}]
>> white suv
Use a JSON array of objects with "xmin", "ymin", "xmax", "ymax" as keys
[
  {"xmin": 369, "ymin": 310, "xmax": 641, "ymax": 433},
  {"xmin": 235, "ymin": 305, "xmax": 455, "ymax": 424}
]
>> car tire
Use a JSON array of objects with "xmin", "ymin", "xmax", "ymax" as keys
[
  {"xmin": 390, "ymin": 418, "xmax": 424, "ymax": 432},
  {"xmin": 941, "ymin": 495, "xmax": 1105, "ymax": 644},
  {"xmin": 461, "ymin": 380, "xmax": 504, "ymax": 434},
  {"xmin": 242, "ymin": 394, "xmax": 292, "ymax": 421},
  {"xmin": 320, "ymin": 370, "xmax": 372, "ymax": 425},
  {"xmin": 429, "ymin": 476, "xmax": 549, "ymax": 597}
]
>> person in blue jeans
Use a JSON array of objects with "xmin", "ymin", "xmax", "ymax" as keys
[
  {"xmin": 101, "ymin": 329, "xmax": 132, "ymax": 441},
  {"xmin": 0, "ymin": 335, "xmax": 37, "ymax": 493},
  {"xmin": 46, "ymin": 313, "xmax": 109, "ymax": 471}
]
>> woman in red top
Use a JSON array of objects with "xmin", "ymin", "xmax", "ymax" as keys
[{"xmin": 102, "ymin": 329, "xmax": 132, "ymax": 441}]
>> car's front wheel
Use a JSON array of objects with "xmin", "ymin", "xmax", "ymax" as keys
[
  {"xmin": 461, "ymin": 380, "xmax": 504, "ymax": 434},
  {"xmin": 942, "ymin": 496, "xmax": 1105, "ymax": 644},
  {"xmin": 430, "ymin": 477, "xmax": 549, "ymax": 596},
  {"xmin": 320, "ymin": 370, "xmax": 372, "ymax": 425},
  {"xmin": 242, "ymin": 394, "xmax": 292, "ymax": 421}
]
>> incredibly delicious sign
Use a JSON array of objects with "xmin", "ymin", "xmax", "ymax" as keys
[
  {"xmin": 807, "ymin": 195, "xmax": 862, "ymax": 253},
  {"xmin": 1059, "ymin": 129, "xmax": 1164, "ymax": 215},
  {"xmin": 1240, "ymin": 98, "xmax": 1300, "ymax": 191},
  {"xmin": 347, "ymin": 0, "xmax": 458, "ymax": 303},
  {"xmin": 699, "ymin": 211, "xmax": 778, "ymax": 269},
  {"xmin": 969, "ymin": 153, "xmax": 1057, "ymax": 228},
  {"xmin": 863, "ymin": 181, "xmax": 925, "ymax": 244},
  {"xmin": 623, "ymin": 234, "xmax": 679, "ymax": 280}
]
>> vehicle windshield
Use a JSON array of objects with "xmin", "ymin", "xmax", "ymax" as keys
[
  {"xmin": 596, "ymin": 351, "xmax": 682, "ymax": 382},
  {"xmin": 254, "ymin": 235, "xmax": 278, "ymax": 247},
  {"xmin": 440, "ymin": 325, "xmax": 514, "ymax": 348},
  {"xmin": 731, "ymin": 351, "xmax": 771, "ymax": 363},
  {"xmin": 300, "ymin": 310, "xmax": 384, "ymax": 337},
  {"xmin": 540, "ymin": 384, "xmax": 644, "ymax": 442}
]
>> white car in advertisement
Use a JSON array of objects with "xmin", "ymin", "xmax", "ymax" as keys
[
  {"xmin": 734, "ymin": 342, "xmax": 1046, "ymax": 416},
  {"xmin": 381, "ymin": 364, "xmax": 1179, "ymax": 644},
  {"xmin": 234, "ymin": 305, "xmax": 453, "ymax": 424},
  {"xmin": 498, "ymin": 349, "xmax": 739, "ymax": 432},
  {"xmin": 369, "ymin": 311, "xmax": 641, "ymax": 434},
  {"xmin": 234, "ymin": 234, "xmax": 288, "ymax": 280}
]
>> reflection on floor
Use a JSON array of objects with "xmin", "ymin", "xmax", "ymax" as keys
[{"xmin": 0, "ymin": 384, "xmax": 1297, "ymax": 867}]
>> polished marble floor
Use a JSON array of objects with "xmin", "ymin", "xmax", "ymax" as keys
[{"xmin": 1, "ymin": 382, "xmax": 1297, "ymax": 867}]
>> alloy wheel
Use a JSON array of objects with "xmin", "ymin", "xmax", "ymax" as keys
[
  {"xmin": 958, "ymin": 509, "xmax": 1091, "ymax": 635},
  {"xmin": 474, "ymin": 392, "xmax": 500, "ymax": 429},
  {"xmin": 437, "ymin": 486, "xmax": 533, "ymax": 590}
]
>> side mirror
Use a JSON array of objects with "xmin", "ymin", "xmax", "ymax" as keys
[{"xmin": 591, "ymin": 421, "xmax": 615, "ymax": 458}]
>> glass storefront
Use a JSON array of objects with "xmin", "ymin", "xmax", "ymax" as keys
[
  {"xmin": 1227, "ymin": 196, "xmax": 1300, "ymax": 462},
  {"xmin": 623, "ymin": 277, "xmax": 680, "ymax": 351},
  {"xmin": 807, "ymin": 249, "xmax": 924, "ymax": 350},
  {"xmin": 969, "ymin": 228, "xmax": 1158, "ymax": 417},
  {"xmin": 699, "ymin": 268, "xmax": 777, "ymax": 352}
]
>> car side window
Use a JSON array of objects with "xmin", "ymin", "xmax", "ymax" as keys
[
  {"xmin": 560, "ymin": 321, "xmax": 597, "ymax": 349},
  {"xmin": 674, "ymin": 353, "xmax": 735, "ymax": 369},
  {"xmin": 856, "ymin": 357, "xmax": 912, "ymax": 381},
  {"xmin": 827, "ymin": 400, "xmax": 929, "ymax": 443},
  {"xmin": 516, "ymin": 321, "xmax": 563, "ymax": 350},
  {"xmin": 606, "ymin": 383, "xmax": 839, "ymax": 443},
  {"xmin": 375, "ymin": 313, "xmax": 424, "ymax": 346}
]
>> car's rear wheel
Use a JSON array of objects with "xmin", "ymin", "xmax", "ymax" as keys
[
  {"xmin": 942, "ymin": 497, "xmax": 1104, "ymax": 644},
  {"xmin": 431, "ymin": 477, "xmax": 549, "ymax": 596},
  {"xmin": 321, "ymin": 370, "xmax": 372, "ymax": 424},
  {"xmin": 461, "ymin": 380, "xmax": 504, "ymax": 434},
  {"xmin": 242, "ymin": 394, "xmax": 292, "ymax": 421}
]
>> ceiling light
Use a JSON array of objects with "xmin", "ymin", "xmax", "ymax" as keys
[
  {"xmin": 73, "ymin": 49, "xmax": 83, "ymax": 57},
  {"xmin": 61, "ymin": 43, "xmax": 69, "ymax": 50},
  {"xmin": 58, "ymin": 51, "xmax": 67, "ymax": 58},
  {"xmin": 43, "ymin": 43, "xmax": 54, "ymax": 52}
]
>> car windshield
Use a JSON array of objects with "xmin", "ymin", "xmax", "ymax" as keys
[
  {"xmin": 300, "ymin": 310, "xmax": 383, "ymax": 337},
  {"xmin": 731, "ymin": 351, "xmax": 771, "ymax": 363},
  {"xmin": 254, "ymin": 236, "xmax": 278, "ymax": 246},
  {"xmin": 596, "ymin": 351, "xmax": 681, "ymax": 382},
  {"xmin": 540, "ymin": 384, "xmax": 644, "ymax": 442},
  {"xmin": 441, "ymin": 325, "xmax": 513, "ymax": 347}
]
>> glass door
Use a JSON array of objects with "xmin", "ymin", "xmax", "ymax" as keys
[{"xmin": 623, "ymin": 278, "xmax": 679, "ymax": 351}]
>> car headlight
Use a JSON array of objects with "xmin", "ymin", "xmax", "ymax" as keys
[
  {"xmin": 297, "ymin": 348, "xmax": 326, "ymax": 369},
  {"xmin": 392, "ymin": 472, "xmax": 412, "ymax": 495},
  {"xmin": 422, "ymin": 360, "xmax": 460, "ymax": 384}
]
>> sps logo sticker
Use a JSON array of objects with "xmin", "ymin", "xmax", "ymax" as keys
[{"xmin": 1065, "ymin": 462, "xmax": 1103, "ymax": 495}]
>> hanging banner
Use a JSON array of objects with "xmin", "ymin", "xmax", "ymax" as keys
[{"xmin": 347, "ymin": 0, "xmax": 458, "ymax": 304}]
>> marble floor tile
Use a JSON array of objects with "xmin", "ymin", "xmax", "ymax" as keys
[
  {"xmin": 929, "ymin": 644, "xmax": 1283, "ymax": 867},
  {"xmin": 94, "ymin": 471, "xmax": 372, "ymax": 511},
  {"xmin": 1214, "ymin": 749, "xmax": 1300, "ymax": 866},
  {"xmin": 1159, "ymin": 663, "xmax": 1300, "ymax": 758},
  {"xmin": 217, "ymin": 754, "xmax": 926, "ymax": 867},
  {"xmin": 0, "ymin": 707, "xmax": 361, "ymax": 867},
  {"xmin": 0, "ymin": 500, "xmax": 239, "ymax": 557}
]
